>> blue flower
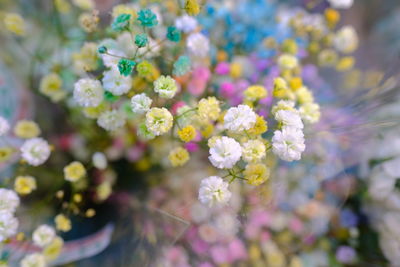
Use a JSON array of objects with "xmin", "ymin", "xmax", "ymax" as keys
[
  {"xmin": 167, "ymin": 26, "xmax": 181, "ymax": 42},
  {"xmin": 137, "ymin": 9, "xmax": 158, "ymax": 28},
  {"xmin": 135, "ymin": 34, "xmax": 148, "ymax": 48},
  {"xmin": 173, "ymin": 56, "xmax": 191, "ymax": 76}
]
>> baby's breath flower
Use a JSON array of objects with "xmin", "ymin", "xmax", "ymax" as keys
[
  {"xmin": 135, "ymin": 34, "xmax": 148, "ymax": 48},
  {"xmin": 299, "ymin": 103, "xmax": 321, "ymax": 124},
  {"xmin": 14, "ymin": 120, "xmax": 41, "ymax": 139},
  {"xmin": 224, "ymin": 105, "xmax": 257, "ymax": 132},
  {"xmin": 318, "ymin": 49, "xmax": 339, "ymax": 67},
  {"xmin": 137, "ymin": 9, "xmax": 158, "ymax": 28},
  {"xmin": 187, "ymin": 33, "xmax": 210, "ymax": 58},
  {"xmin": 184, "ymin": 0, "xmax": 201, "ymax": 16},
  {"xmin": 271, "ymin": 100, "xmax": 296, "ymax": 115},
  {"xmin": 0, "ymin": 116, "xmax": 10, "ymax": 137},
  {"xmin": 0, "ymin": 188, "xmax": 19, "ymax": 213},
  {"xmin": 244, "ymin": 163, "xmax": 270, "ymax": 186},
  {"xmin": 72, "ymin": 0, "xmax": 94, "ymax": 10},
  {"xmin": 117, "ymin": 59, "xmax": 136, "ymax": 77},
  {"xmin": 289, "ymin": 77, "xmax": 303, "ymax": 91},
  {"xmin": 198, "ymin": 97, "xmax": 221, "ymax": 121},
  {"xmin": 136, "ymin": 61, "xmax": 153, "ymax": 77},
  {"xmin": 4, "ymin": 13, "xmax": 26, "ymax": 36},
  {"xmin": 102, "ymin": 68, "xmax": 132, "ymax": 96},
  {"xmin": 64, "ymin": 161, "xmax": 86, "ymax": 182},
  {"xmin": 278, "ymin": 54, "xmax": 299, "ymax": 70},
  {"xmin": 43, "ymin": 236, "xmax": 64, "ymax": 261},
  {"xmin": 39, "ymin": 73, "xmax": 66, "ymax": 102},
  {"xmin": 101, "ymin": 49, "xmax": 126, "ymax": 69},
  {"xmin": 92, "ymin": 152, "xmax": 107, "ymax": 170},
  {"xmin": 273, "ymin": 77, "xmax": 289, "ymax": 98},
  {"xmin": 272, "ymin": 127, "xmax": 305, "ymax": 162},
  {"xmin": 178, "ymin": 125, "xmax": 196, "ymax": 142},
  {"xmin": 21, "ymin": 138, "xmax": 51, "ymax": 166},
  {"xmin": 145, "ymin": 108, "xmax": 173, "ymax": 136},
  {"xmin": 111, "ymin": 13, "xmax": 131, "ymax": 32},
  {"xmin": 20, "ymin": 253, "xmax": 46, "ymax": 267},
  {"xmin": 199, "ymin": 122, "xmax": 214, "ymax": 138},
  {"xmin": 244, "ymin": 85, "xmax": 268, "ymax": 101},
  {"xmin": 0, "ymin": 211, "xmax": 18, "ymax": 242},
  {"xmin": 175, "ymin": 15, "xmax": 198, "ymax": 33},
  {"xmin": 0, "ymin": 147, "xmax": 13, "ymax": 163},
  {"xmin": 296, "ymin": 86, "xmax": 314, "ymax": 104},
  {"xmin": 328, "ymin": 0, "xmax": 353, "ymax": 9},
  {"xmin": 242, "ymin": 140, "xmax": 266, "ymax": 163},
  {"xmin": 79, "ymin": 10, "xmax": 99, "ymax": 33},
  {"xmin": 336, "ymin": 56, "xmax": 355, "ymax": 71},
  {"xmin": 168, "ymin": 147, "xmax": 190, "ymax": 167},
  {"xmin": 248, "ymin": 115, "xmax": 268, "ymax": 136},
  {"xmin": 96, "ymin": 182, "xmax": 112, "ymax": 201},
  {"xmin": 33, "ymin": 225, "xmax": 55, "ymax": 248},
  {"xmin": 198, "ymin": 176, "xmax": 231, "ymax": 207},
  {"xmin": 167, "ymin": 26, "xmax": 181, "ymax": 42},
  {"xmin": 55, "ymin": 214, "xmax": 71, "ymax": 232},
  {"xmin": 74, "ymin": 78, "xmax": 104, "ymax": 107},
  {"xmin": 14, "ymin": 176, "xmax": 37, "ymax": 195},
  {"xmin": 334, "ymin": 26, "xmax": 358, "ymax": 54},
  {"xmin": 112, "ymin": 4, "xmax": 136, "ymax": 19},
  {"xmin": 131, "ymin": 93, "xmax": 152, "ymax": 114},
  {"xmin": 83, "ymin": 102, "xmax": 107, "ymax": 119},
  {"xmin": 281, "ymin": 39, "xmax": 298, "ymax": 55},
  {"xmin": 173, "ymin": 56, "xmax": 191, "ymax": 76},
  {"xmin": 97, "ymin": 110, "xmax": 126, "ymax": 131},
  {"xmin": 209, "ymin": 136, "xmax": 242, "ymax": 169},
  {"xmin": 275, "ymin": 109, "xmax": 304, "ymax": 129},
  {"xmin": 153, "ymin": 75, "xmax": 178, "ymax": 99},
  {"xmin": 72, "ymin": 42, "xmax": 98, "ymax": 73},
  {"xmin": 137, "ymin": 123, "xmax": 155, "ymax": 140},
  {"xmin": 55, "ymin": 0, "xmax": 71, "ymax": 13}
]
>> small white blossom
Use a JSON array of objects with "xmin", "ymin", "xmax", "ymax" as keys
[
  {"xmin": 102, "ymin": 69, "xmax": 132, "ymax": 96},
  {"xmin": 271, "ymin": 100, "xmax": 295, "ymax": 115},
  {"xmin": 187, "ymin": 33, "xmax": 210, "ymax": 58},
  {"xmin": 272, "ymin": 127, "xmax": 305, "ymax": 162},
  {"xmin": 101, "ymin": 49, "xmax": 126, "ymax": 69},
  {"xmin": 97, "ymin": 110, "xmax": 126, "ymax": 131},
  {"xmin": 242, "ymin": 139, "xmax": 266, "ymax": 163},
  {"xmin": 334, "ymin": 26, "xmax": 358, "ymax": 54},
  {"xmin": 209, "ymin": 136, "xmax": 242, "ymax": 169},
  {"xmin": 145, "ymin": 107, "xmax": 173, "ymax": 136},
  {"xmin": 224, "ymin": 105, "xmax": 257, "ymax": 132},
  {"xmin": 277, "ymin": 54, "xmax": 298, "ymax": 70},
  {"xmin": 92, "ymin": 152, "xmax": 107, "ymax": 170},
  {"xmin": 299, "ymin": 103, "xmax": 321, "ymax": 124},
  {"xmin": 175, "ymin": 15, "xmax": 198, "ymax": 33},
  {"xmin": 0, "ymin": 211, "xmax": 18, "ymax": 242},
  {"xmin": 33, "ymin": 225, "xmax": 55, "ymax": 247},
  {"xmin": 0, "ymin": 116, "xmax": 10, "ymax": 136},
  {"xmin": 131, "ymin": 93, "xmax": 152, "ymax": 114},
  {"xmin": 275, "ymin": 109, "xmax": 304, "ymax": 129},
  {"xmin": 20, "ymin": 253, "xmax": 47, "ymax": 267},
  {"xmin": 327, "ymin": 0, "xmax": 353, "ymax": 9},
  {"xmin": 198, "ymin": 176, "xmax": 232, "ymax": 207},
  {"xmin": 153, "ymin": 75, "xmax": 178, "ymax": 99},
  {"xmin": 0, "ymin": 189, "xmax": 19, "ymax": 213},
  {"xmin": 73, "ymin": 78, "xmax": 104, "ymax": 107},
  {"xmin": 21, "ymin": 138, "xmax": 51, "ymax": 166}
]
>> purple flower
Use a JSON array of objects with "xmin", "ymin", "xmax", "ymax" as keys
[{"xmin": 336, "ymin": 246, "xmax": 356, "ymax": 264}]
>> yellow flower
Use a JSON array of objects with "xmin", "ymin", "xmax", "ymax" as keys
[
  {"xmin": 135, "ymin": 157, "xmax": 151, "ymax": 171},
  {"xmin": 55, "ymin": 214, "xmax": 71, "ymax": 232},
  {"xmin": 244, "ymin": 85, "xmax": 267, "ymax": 101},
  {"xmin": 289, "ymin": 77, "xmax": 303, "ymax": 91},
  {"xmin": 296, "ymin": 86, "xmax": 314, "ymax": 104},
  {"xmin": 199, "ymin": 122, "xmax": 214, "ymax": 138},
  {"xmin": 168, "ymin": 147, "xmax": 190, "ymax": 167},
  {"xmin": 85, "ymin": 209, "xmax": 96, "ymax": 218},
  {"xmin": 14, "ymin": 176, "xmax": 37, "ymax": 195},
  {"xmin": 44, "ymin": 236, "xmax": 64, "ymax": 261},
  {"xmin": 13, "ymin": 120, "xmax": 41, "ymax": 139},
  {"xmin": 112, "ymin": 4, "xmax": 136, "ymax": 19},
  {"xmin": 72, "ymin": 42, "xmax": 98, "ymax": 73},
  {"xmin": 83, "ymin": 103, "xmax": 107, "ymax": 119},
  {"xmin": 97, "ymin": 182, "xmax": 112, "ymax": 201},
  {"xmin": 273, "ymin": 77, "xmax": 289, "ymax": 98},
  {"xmin": 4, "ymin": 13, "xmax": 26, "ymax": 36},
  {"xmin": 281, "ymin": 39, "xmax": 298, "ymax": 55},
  {"xmin": 39, "ymin": 73, "xmax": 66, "ymax": 102},
  {"xmin": 207, "ymin": 136, "xmax": 221, "ymax": 148},
  {"xmin": 308, "ymin": 42, "xmax": 320, "ymax": 54},
  {"xmin": 64, "ymin": 161, "xmax": 86, "ymax": 182},
  {"xmin": 184, "ymin": 0, "xmax": 201, "ymax": 16},
  {"xmin": 318, "ymin": 49, "xmax": 338, "ymax": 67},
  {"xmin": 198, "ymin": 97, "xmax": 221, "ymax": 121},
  {"xmin": 248, "ymin": 115, "xmax": 268, "ymax": 136},
  {"xmin": 230, "ymin": 62, "xmax": 242, "ymax": 78},
  {"xmin": 79, "ymin": 10, "xmax": 99, "ymax": 33},
  {"xmin": 216, "ymin": 50, "xmax": 228, "ymax": 62},
  {"xmin": 278, "ymin": 54, "xmax": 298, "ymax": 70},
  {"xmin": 0, "ymin": 147, "xmax": 13, "ymax": 163},
  {"xmin": 325, "ymin": 8, "xmax": 340, "ymax": 28},
  {"xmin": 54, "ymin": 0, "xmax": 71, "ymax": 13},
  {"xmin": 336, "ymin": 57, "xmax": 355, "ymax": 71},
  {"xmin": 244, "ymin": 163, "xmax": 270, "ymax": 186},
  {"xmin": 178, "ymin": 125, "xmax": 196, "ymax": 143}
]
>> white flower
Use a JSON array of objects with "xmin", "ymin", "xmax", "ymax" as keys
[
  {"xmin": 275, "ymin": 109, "xmax": 304, "ymax": 129},
  {"xmin": 131, "ymin": 93, "xmax": 152, "ymax": 114},
  {"xmin": 383, "ymin": 157, "xmax": 400, "ymax": 178},
  {"xmin": 242, "ymin": 139, "xmax": 266, "ymax": 163},
  {"xmin": 102, "ymin": 69, "xmax": 132, "ymax": 96},
  {"xmin": 277, "ymin": 54, "xmax": 299, "ymax": 70},
  {"xmin": 175, "ymin": 15, "xmax": 198, "ymax": 33},
  {"xmin": 33, "ymin": 225, "xmax": 55, "ymax": 247},
  {"xmin": 213, "ymin": 212, "xmax": 240, "ymax": 237},
  {"xmin": 209, "ymin": 136, "xmax": 242, "ymax": 169},
  {"xmin": 20, "ymin": 253, "xmax": 47, "ymax": 267},
  {"xmin": 153, "ymin": 75, "xmax": 178, "ymax": 99},
  {"xmin": 271, "ymin": 100, "xmax": 295, "ymax": 115},
  {"xmin": 97, "ymin": 110, "xmax": 126, "ymax": 131},
  {"xmin": 0, "ymin": 116, "xmax": 10, "ymax": 136},
  {"xmin": 334, "ymin": 26, "xmax": 358, "ymax": 54},
  {"xmin": 145, "ymin": 107, "xmax": 173, "ymax": 136},
  {"xmin": 272, "ymin": 127, "xmax": 305, "ymax": 162},
  {"xmin": 0, "ymin": 188, "xmax": 19, "ymax": 213},
  {"xmin": 187, "ymin": 33, "xmax": 210, "ymax": 58},
  {"xmin": 101, "ymin": 49, "xmax": 126, "ymax": 69},
  {"xmin": 21, "ymin": 138, "xmax": 51, "ymax": 166},
  {"xmin": 198, "ymin": 176, "xmax": 232, "ymax": 207},
  {"xmin": 327, "ymin": 0, "xmax": 353, "ymax": 9},
  {"xmin": 224, "ymin": 105, "xmax": 257, "ymax": 132},
  {"xmin": 299, "ymin": 103, "xmax": 321, "ymax": 124},
  {"xmin": 0, "ymin": 211, "xmax": 18, "ymax": 242},
  {"xmin": 73, "ymin": 78, "xmax": 104, "ymax": 107},
  {"xmin": 92, "ymin": 152, "xmax": 107, "ymax": 169}
]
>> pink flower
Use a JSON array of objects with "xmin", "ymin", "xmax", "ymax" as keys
[
  {"xmin": 172, "ymin": 101, "xmax": 186, "ymax": 114},
  {"xmin": 215, "ymin": 62, "xmax": 230, "ymax": 75},
  {"xmin": 220, "ymin": 82, "xmax": 236, "ymax": 99},
  {"xmin": 210, "ymin": 245, "xmax": 229, "ymax": 264},
  {"xmin": 185, "ymin": 142, "xmax": 199, "ymax": 152},
  {"xmin": 228, "ymin": 239, "xmax": 247, "ymax": 262}
]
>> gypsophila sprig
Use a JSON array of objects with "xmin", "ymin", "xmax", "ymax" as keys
[
  {"xmin": 117, "ymin": 59, "xmax": 136, "ymax": 77},
  {"xmin": 111, "ymin": 13, "xmax": 131, "ymax": 32},
  {"xmin": 137, "ymin": 9, "xmax": 158, "ymax": 28}
]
